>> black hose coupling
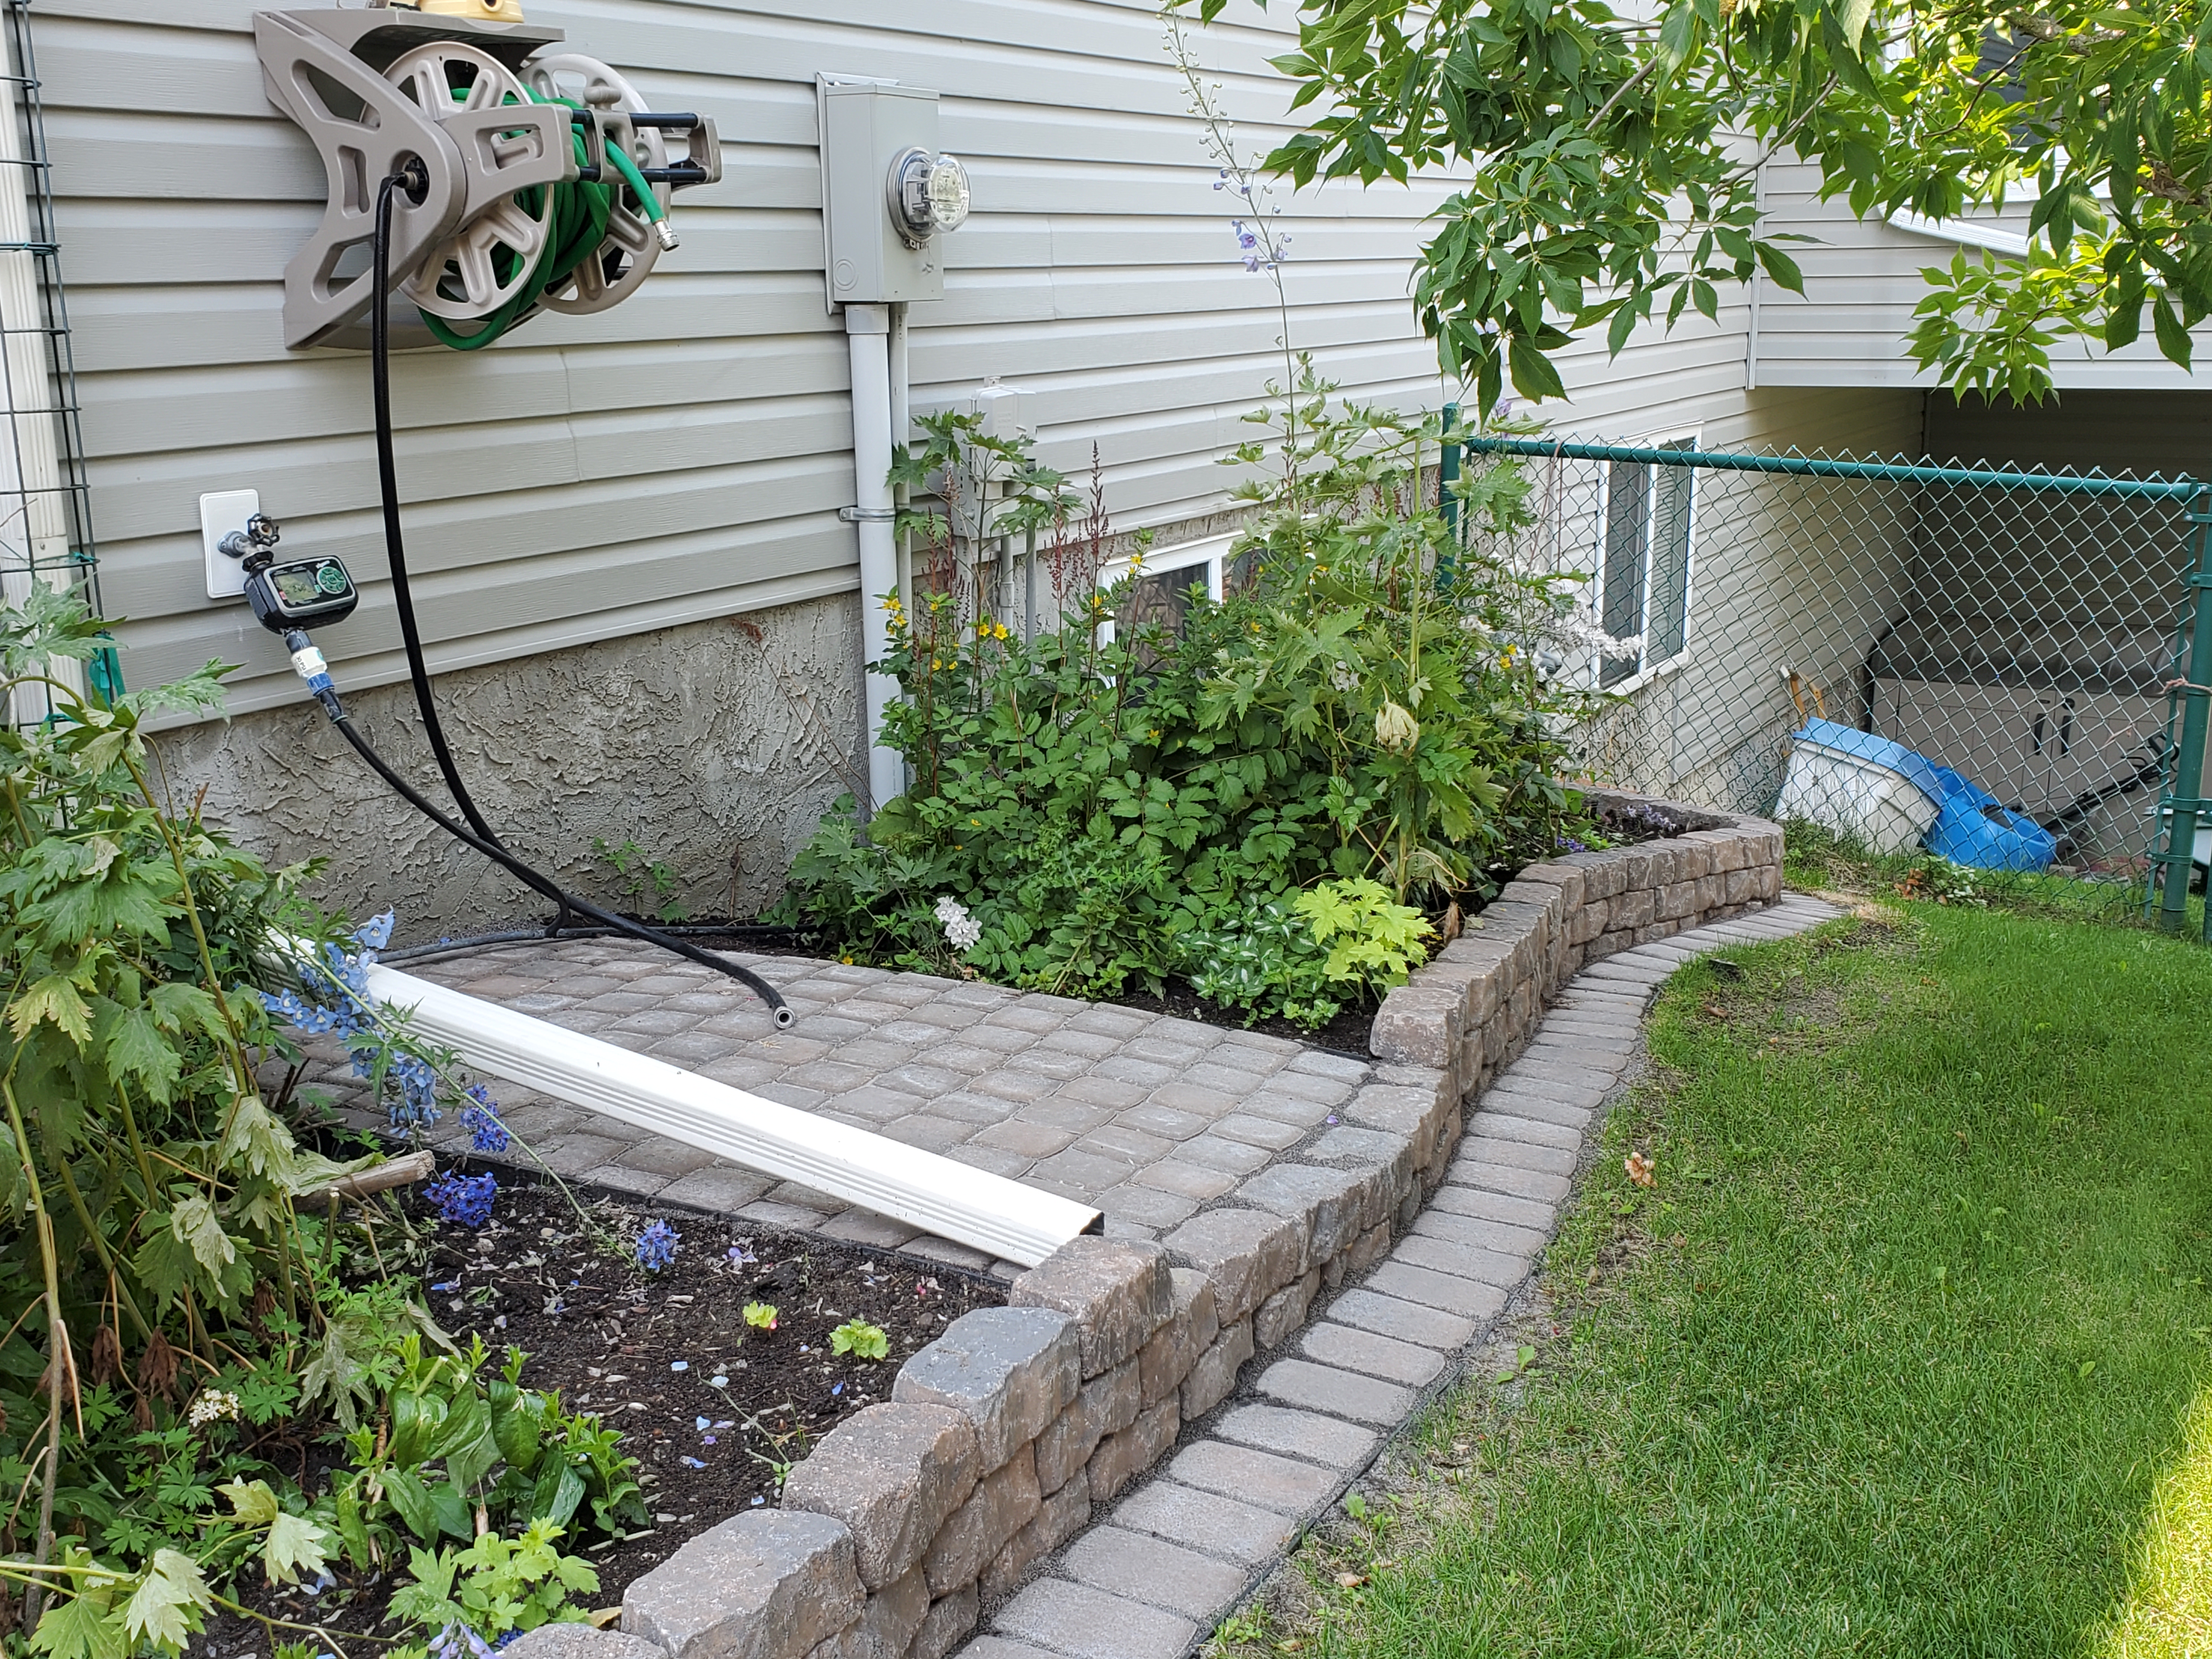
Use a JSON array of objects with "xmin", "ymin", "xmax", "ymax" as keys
[{"xmin": 388, "ymin": 157, "xmax": 432, "ymax": 207}]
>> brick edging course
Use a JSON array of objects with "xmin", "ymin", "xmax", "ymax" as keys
[
  {"xmin": 1370, "ymin": 788, "xmax": 1784, "ymax": 1090},
  {"xmin": 507, "ymin": 792, "xmax": 1793, "ymax": 1659}
]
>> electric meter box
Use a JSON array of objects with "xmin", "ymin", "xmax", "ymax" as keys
[{"xmin": 818, "ymin": 80, "xmax": 943, "ymax": 306}]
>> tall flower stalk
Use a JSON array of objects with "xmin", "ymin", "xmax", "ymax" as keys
[{"xmin": 1162, "ymin": 3, "xmax": 1301, "ymax": 509}]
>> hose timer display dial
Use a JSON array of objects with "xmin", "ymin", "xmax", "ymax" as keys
[{"xmin": 244, "ymin": 555, "xmax": 359, "ymax": 634}]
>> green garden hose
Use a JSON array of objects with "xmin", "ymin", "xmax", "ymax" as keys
[{"xmin": 420, "ymin": 88, "xmax": 666, "ymax": 352}]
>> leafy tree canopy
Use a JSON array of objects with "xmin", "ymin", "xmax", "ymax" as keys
[{"xmin": 1192, "ymin": 0, "xmax": 2207, "ymax": 410}]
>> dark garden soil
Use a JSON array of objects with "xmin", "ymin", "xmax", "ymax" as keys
[
  {"xmin": 1105, "ymin": 977, "xmax": 1381, "ymax": 1056},
  {"xmin": 191, "ymin": 1182, "xmax": 1001, "ymax": 1659}
]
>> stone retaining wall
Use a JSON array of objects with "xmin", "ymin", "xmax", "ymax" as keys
[
  {"xmin": 506, "ymin": 789, "xmax": 1786, "ymax": 1659},
  {"xmin": 1370, "ymin": 790, "xmax": 1784, "ymax": 1095}
]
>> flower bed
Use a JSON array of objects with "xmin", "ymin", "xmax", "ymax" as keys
[
  {"xmin": 488, "ymin": 792, "xmax": 1786, "ymax": 1659},
  {"xmin": 780, "ymin": 393, "xmax": 1626, "ymax": 1036},
  {"xmin": 190, "ymin": 1187, "xmax": 1004, "ymax": 1654}
]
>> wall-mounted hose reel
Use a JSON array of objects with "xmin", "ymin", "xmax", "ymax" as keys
[{"xmin": 255, "ymin": 8, "xmax": 719, "ymax": 351}]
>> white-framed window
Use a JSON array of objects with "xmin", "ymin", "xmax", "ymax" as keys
[
  {"xmin": 1597, "ymin": 435, "xmax": 1697, "ymax": 690},
  {"xmin": 1097, "ymin": 532, "xmax": 1245, "ymax": 646}
]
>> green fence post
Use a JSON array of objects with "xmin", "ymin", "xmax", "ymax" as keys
[
  {"xmin": 1437, "ymin": 401, "xmax": 1460, "ymax": 593},
  {"xmin": 2155, "ymin": 486, "xmax": 2212, "ymax": 934}
]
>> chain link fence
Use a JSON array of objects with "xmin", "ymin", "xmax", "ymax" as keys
[{"xmin": 1459, "ymin": 434, "xmax": 2206, "ymax": 926}]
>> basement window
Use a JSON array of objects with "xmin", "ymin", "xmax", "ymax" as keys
[{"xmin": 1598, "ymin": 435, "xmax": 1697, "ymax": 689}]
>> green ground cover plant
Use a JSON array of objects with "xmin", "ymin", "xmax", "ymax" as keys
[
  {"xmin": 1233, "ymin": 906, "xmax": 2212, "ymax": 1657},
  {"xmin": 782, "ymin": 389, "xmax": 1612, "ymax": 1020}
]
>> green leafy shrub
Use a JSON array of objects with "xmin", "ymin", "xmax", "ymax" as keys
[
  {"xmin": 385, "ymin": 1520, "xmax": 600, "ymax": 1653},
  {"xmin": 331, "ymin": 1338, "xmax": 645, "ymax": 1567},
  {"xmin": 782, "ymin": 380, "xmax": 1597, "ymax": 1014},
  {"xmin": 0, "ymin": 590, "xmax": 627, "ymax": 1659},
  {"xmin": 1294, "ymin": 878, "xmax": 1434, "ymax": 991}
]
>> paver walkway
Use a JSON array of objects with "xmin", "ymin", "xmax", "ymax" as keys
[
  {"xmin": 332, "ymin": 943, "xmax": 1375, "ymax": 1274},
  {"xmin": 963, "ymin": 892, "xmax": 1844, "ymax": 1659}
]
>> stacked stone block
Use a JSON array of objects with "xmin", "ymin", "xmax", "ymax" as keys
[{"xmin": 1370, "ymin": 794, "xmax": 1782, "ymax": 1099}]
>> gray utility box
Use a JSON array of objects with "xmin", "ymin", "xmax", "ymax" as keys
[{"xmin": 817, "ymin": 80, "xmax": 941, "ymax": 307}]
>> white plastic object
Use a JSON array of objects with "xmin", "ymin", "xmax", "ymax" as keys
[
  {"xmin": 357, "ymin": 955, "xmax": 1101, "ymax": 1265},
  {"xmin": 525, "ymin": 53, "xmax": 673, "ymax": 314},
  {"xmin": 846, "ymin": 304, "xmax": 903, "ymax": 812},
  {"xmin": 386, "ymin": 43, "xmax": 553, "ymax": 320},
  {"xmin": 201, "ymin": 488, "xmax": 259, "ymax": 601},
  {"xmin": 968, "ymin": 376, "xmax": 1033, "ymax": 442},
  {"xmin": 1775, "ymin": 731, "xmax": 1943, "ymax": 856}
]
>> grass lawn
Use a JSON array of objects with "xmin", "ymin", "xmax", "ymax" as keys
[{"xmin": 1233, "ymin": 905, "xmax": 2212, "ymax": 1658}]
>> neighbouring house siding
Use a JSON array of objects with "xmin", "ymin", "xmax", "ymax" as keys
[{"xmin": 1750, "ymin": 155, "xmax": 2212, "ymax": 392}]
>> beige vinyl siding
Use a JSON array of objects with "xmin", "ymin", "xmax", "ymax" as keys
[
  {"xmin": 1750, "ymin": 155, "xmax": 2212, "ymax": 392},
  {"xmin": 40, "ymin": 0, "xmax": 1450, "ymax": 721}
]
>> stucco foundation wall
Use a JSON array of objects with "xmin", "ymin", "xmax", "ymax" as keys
[{"xmin": 147, "ymin": 592, "xmax": 862, "ymax": 943}]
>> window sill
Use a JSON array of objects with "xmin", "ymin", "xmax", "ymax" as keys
[{"xmin": 1600, "ymin": 651, "xmax": 1689, "ymax": 698}]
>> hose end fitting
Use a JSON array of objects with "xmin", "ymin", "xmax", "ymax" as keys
[
  {"xmin": 772, "ymin": 1004, "xmax": 795, "ymax": 1029},
  {"xmin": 653, "ymin": 218, "xmax": 680, "ymax": 252},
  {"xmin": 284, "ymin": 628, "xmax": 344, "ymax": 719}
]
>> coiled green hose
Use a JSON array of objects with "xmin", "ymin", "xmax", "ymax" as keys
[{"xmin": 421, "ymin": 88, "xmax": 665, "ymax": 351}]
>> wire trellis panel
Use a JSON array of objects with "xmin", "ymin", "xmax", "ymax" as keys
[{"xmin": 0, "ymin": 0, "xmax": 105, "ymax": 723}]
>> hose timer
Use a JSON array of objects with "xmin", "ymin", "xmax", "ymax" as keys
[
  {"xmin": 245, "ymin": 555, "xmax": 359, "ymax": 633},
  {"xmin": 227, "ymin": 513, "xmax": 360, "ymax": 633}
]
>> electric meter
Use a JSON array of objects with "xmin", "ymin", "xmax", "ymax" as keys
[
  {"xmin": 888, "ymin": 148, "xmax": 971, "ymax": 247},
  {"xmin": 244, "ymin": 555, "xmax": 360, "ymax": 634}
]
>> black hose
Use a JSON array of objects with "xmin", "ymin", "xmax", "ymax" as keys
[
  {"xmin": 370, "ymin": 173, "xmax": 513, "ymax": 854},
  {"xmin": 321, "ymin": 170, "xmax": 791, "ymax": 1026},
  {"xmin": 319, "ymin": 687, "xmax": 791, "ymax": 1025},
  {"xmin": 384, "ymin": 922, "xmax": 802, "ymax": 967}
]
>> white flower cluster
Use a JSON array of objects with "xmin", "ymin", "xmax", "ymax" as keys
[
  {"xmin": 1548, "ymin": 611, "xmax": 1644, "ymax": 662},
  {"xmin": 187, "ymin": 1389, "xmax": 240, "ymax": 1428},
  {"xmin": 1328, "ymin": 661, "xmax": 1360, "ymax": 693},
  {"xmin": 934, "ymin": 895, "xmax": 982, "ymax": 953}
]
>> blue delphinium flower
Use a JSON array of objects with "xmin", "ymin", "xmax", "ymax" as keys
[
  {"xmin": 424, "ymin": 1171, "xmax": 498, "ymax": 1229},
  {"xmin": 636, "ymin": 1219, "xmax": 680, "ymax": 1272},
  {"xmin": 1232, "ymin": 219, "xmax": 1262, "ymax": 271},
  {"xmin": 460, "ymin": 1083, "xmax": 510, "ymax": 1153},
  {"xmin": 262, "ymin": 910, "xmax": 444, "ymax": 1130},
  {"xmin": 430, "ymin": 1624, "xmax": 496, "ymax": 1659}
]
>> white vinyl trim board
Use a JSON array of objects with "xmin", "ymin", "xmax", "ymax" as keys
[{"xmin": 360, "ymin": 959, "xmax": 1103, "ymax": 1267}]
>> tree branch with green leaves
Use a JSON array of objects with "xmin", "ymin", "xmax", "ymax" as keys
[{"xmin": 1187, "ymin": 0, "xmax": 2209, "ymax": 409}]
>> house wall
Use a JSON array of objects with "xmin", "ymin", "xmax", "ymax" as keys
[
  {"xmin": 1751, "ymin": 156, "xmax": 2212, "ymax": 391},
  {"xmin": 43, "ymin": 0, "xmax": 1457, "ymax": 934}
]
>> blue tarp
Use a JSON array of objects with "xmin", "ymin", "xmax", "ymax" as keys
[{"xmin": 1789, "ymin": 718, "xmax": 2056, "ymax": 872}]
